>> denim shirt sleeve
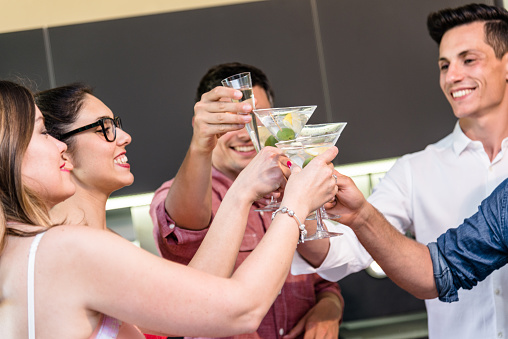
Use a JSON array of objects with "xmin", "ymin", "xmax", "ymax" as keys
[
  {"xmin": 428, "ymin": 178, "xmax": 508, "ymax": 302},
  {"xmin": 428, "ymin": 242, "xmax": 458, "ymax": 302}
]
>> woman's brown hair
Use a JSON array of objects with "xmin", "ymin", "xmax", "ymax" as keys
[{"xmin": 0, "ymin": 81, "xmax": 53, "ymax": 252}]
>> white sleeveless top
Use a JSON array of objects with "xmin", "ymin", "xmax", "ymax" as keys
[{"xmin": 27, "ymin": 232, "xmax": 45, "ymax": 339}]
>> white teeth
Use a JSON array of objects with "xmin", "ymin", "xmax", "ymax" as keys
[
  {"xmin": 234, "ymin": 146, "xmax": 255, "ymax": 152},
  {"xmin": 451, "ymin": 89, "xmax": 473, "ymax": 98},
  {"xmin": 114, "ymin": 155, "xmax": 128, "ymax": 164}
]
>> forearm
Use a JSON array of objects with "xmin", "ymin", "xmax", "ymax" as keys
[
  {"xmin": 351, "ymin": 204, "xmax": 437, "ymax": 299},
  {"xmin": 190, "ymin": 147, "xmax": 292, "ymax": 277},
  {"xmin": 317, "ymin": 291, "xmax": 343, "ymax": 320},
  {"xmin": 296, "ymin": 219, "xmax": 330, "ymax": 267},
  {"xmin": 189, "ymin": 179, "xmax": 253, "ymax": 276},
  {"xmin": 231, "ymin": 198, "xmax": 307, "ymax": 314},
  {"xmin": 165, "ymin": 144, "xmax": 213, "ymax": 230}
]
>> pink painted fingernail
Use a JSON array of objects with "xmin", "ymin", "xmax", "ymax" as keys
[{"xmin": 287, "ymin": 161, "xmax": 292, "ymax": 168}]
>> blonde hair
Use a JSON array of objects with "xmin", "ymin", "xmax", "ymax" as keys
[{"xmin": 0, "ymin": 81, "xmax": 53, "ymax": 252}]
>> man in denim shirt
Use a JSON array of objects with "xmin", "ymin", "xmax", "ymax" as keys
[{"xmin": 330, "ymin": 173, "xmax": 508, "ymax": 305}]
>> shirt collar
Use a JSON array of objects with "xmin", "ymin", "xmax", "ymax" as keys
[
  {"xmin": 452, "ymin": 121, "xmax": 481, "ymax": 156},
  {"xmin": 452, "ymin": 120, "xmax": 508, "ymax": 158}
]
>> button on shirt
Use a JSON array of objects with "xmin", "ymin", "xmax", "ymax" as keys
[
  {"xmin": 292, "ymin": 122, "xmax": 508, "ymax": 338},
  {"xmin": 150, "ymin": 167, "xmax": 343, "ymax": 339}
]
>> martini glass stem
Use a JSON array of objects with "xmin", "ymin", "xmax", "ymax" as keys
[
  {"xmin": 315, "ymin": 205, "xmax": 327, "ymax": 234},
  {"xmin": 267, "ymin": 195, "xmax": 278, "ymax": 208}
]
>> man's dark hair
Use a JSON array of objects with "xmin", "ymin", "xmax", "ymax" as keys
[
  {"xmin": 427, "ymin": 3, "xmax": 508, "ymax": 59},
  {"xmin": 195, "ymin": 62, "xmax": 274, "ymax": 105}
]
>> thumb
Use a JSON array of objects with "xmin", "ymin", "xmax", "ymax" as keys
[{"xmin": 283, "ymin": 316, "xmax": 306, "ymax": 338}]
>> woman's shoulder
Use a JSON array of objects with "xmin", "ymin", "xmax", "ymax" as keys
[
  {"xmin": 36, "ymin": 225, "xmax": 147, "ymax": 300},
  {"xmin": 45, "ymin": 224, "xmax": 125, "ymax": 241},
  {"xmin": 40, "ymin": 225, "xmax": 135, "ymax": 265},
  {"xmin": 43, "ymin": 224, "xmax": 104, "ymax": 248}
]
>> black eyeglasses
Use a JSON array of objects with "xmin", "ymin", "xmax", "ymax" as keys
[{"xmin": 59, "ymin": 117, "xmax": 122, "ymax": 142}]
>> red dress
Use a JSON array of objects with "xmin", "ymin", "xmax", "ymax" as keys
[{"xmin": 144, "ymin": 335, "xmax": 167, "ymax": 339}]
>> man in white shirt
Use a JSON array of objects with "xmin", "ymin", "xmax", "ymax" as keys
[{"xmin": 292, "ymin": 3, "xmax": 508, "ymax": 338}]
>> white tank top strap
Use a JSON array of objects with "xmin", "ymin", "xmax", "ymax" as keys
[{"xmin": 28, "ymin": 232, "xmax": 46, "ymax": 339}]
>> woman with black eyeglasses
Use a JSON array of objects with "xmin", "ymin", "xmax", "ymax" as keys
[
  {"xmin": 36, "ymin": 83, "xmax": 133, "ymax": 232},
  {"xmin": 36, "ymin": 84, "xmax": 168, "ymax": 338},
  {"xmin": 34, "ymin": 83, "xmax": 320, "ymax": 338}
]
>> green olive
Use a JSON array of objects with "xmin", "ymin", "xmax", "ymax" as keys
[
  {"xmin": 264, "ymin": 135, "xmax": 278, "ymax": 147},
  {"xmin": 276, "ymin": 128, "xmax": 296, "ymax": 141}
]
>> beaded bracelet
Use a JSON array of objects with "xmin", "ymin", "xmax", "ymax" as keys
[{"xmin": 272, "ymin": 206, "xmax": 308, "ymax": 243}]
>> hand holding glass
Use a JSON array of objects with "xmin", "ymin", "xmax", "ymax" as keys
[
  {"xmin": 298, "ymin": 122, "xmax": 347, "ymax": 220},
  {"xmin": 221, "ymin": 72, "xmax": 261, "ymax": 152},
  {"xmin": 276, "ymin": 129, "xmax": 346, "ymax": 241},
  {"xmin": 252, "ymin": 105, "xmax": 316, "ymax": 211}
]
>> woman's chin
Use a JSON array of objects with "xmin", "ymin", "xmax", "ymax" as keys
[{"xmin": 110, "ymin": 176, "xmax": 135, "ymax": 194}]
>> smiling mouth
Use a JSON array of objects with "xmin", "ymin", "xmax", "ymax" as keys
[
  {"xmin": 114, "ymin": 154, "xmax": 128, "ymax": 164},
  {"xmin": 451, "ymin": 89, "xmax": 474, "ymax": 99},
  {"xmin": 233, "ymin": 145, "xmax": 255, "ymax": 152}
]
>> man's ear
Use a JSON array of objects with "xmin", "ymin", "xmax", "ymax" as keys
[{"xmin": 504, "ymin": 53, "xmax": 508, "ymax": 82}]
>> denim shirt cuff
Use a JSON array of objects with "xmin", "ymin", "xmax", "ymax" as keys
[{"xmin": 427, "ymin": 242, "xmax": 459, "ymax": 303}]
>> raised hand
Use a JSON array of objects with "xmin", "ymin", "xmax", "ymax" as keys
[
  {"xmin": 282, "ymin": 147, "xmax": 339, "ymax": 218},
  {"xmin": 232, "ymin": 147, "xmax": 291, "ymax": 203},
  {"xmin": 191, "ymin": 86, "xmax": 253, "ymax": 153},
  {"xmin": 326, "ymin": 171, "xmax": 369, "ymax": 228}
]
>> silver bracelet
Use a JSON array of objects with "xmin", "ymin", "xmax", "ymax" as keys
[{"xmin": 272, "ymin": 206, "xmax": 308, "ymax": 243}]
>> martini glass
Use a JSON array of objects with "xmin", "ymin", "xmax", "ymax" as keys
[
  {"xmin": 253, "ymin": 106, "xmax": 316, "ymax": 212},
  {"xmin": 253, "ymin": 105, "xmax": 316, "ymax": 146},
  {"xmin": 276, "ymin": 131, "xmax": 344, "ymax": 241},
  {"xmin": 299, "ymin": 123, "xmax": 347, "ymax": 220},
  {"xmin": 221, "ymin": 72, "xmax": 261, "ymax": 152}
]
